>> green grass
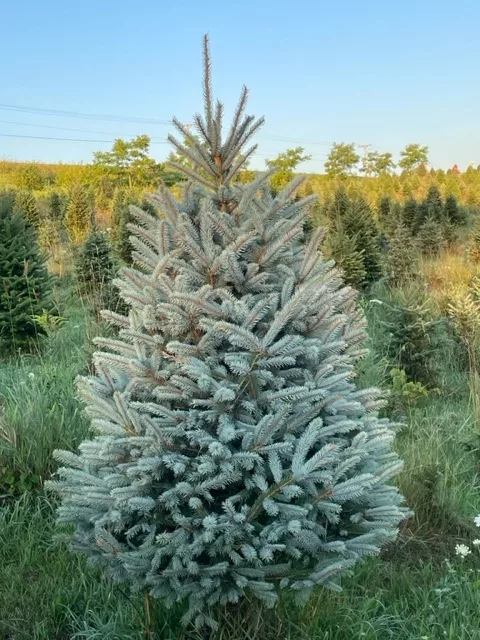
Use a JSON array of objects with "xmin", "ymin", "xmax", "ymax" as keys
[{"xmin": 2, "ymin": 281, "xmax": 480, "ymax": 638}]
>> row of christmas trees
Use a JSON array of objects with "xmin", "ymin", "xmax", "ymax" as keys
[
  {"xmin": 321, "ymin": 185, "xmax": 472, "ymax": 289},
  {"xmin": 1, "ymin": 179, "xmax": 477, "ymax": 356}
]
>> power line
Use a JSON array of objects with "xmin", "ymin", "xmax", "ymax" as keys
[
  {"xmin": 0, "ymin": 133, "xmax": 326, "ymax": 159},
  {"xmin": 0, "ymin": 103, "xmax": 171, "ymax": 125},
  {"xmin": 0, "ymin": 133, "xmax": 114, "ymax": 143},
  {"xmin": 0, "ymin": 118, "xmax": 152, "ymax": 138},
  {"xmin": 0, "ymin": 103, "xmax": 335, "ymax": 147}
]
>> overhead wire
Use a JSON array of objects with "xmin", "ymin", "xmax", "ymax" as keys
[{"xmin": 0, "ymin": 103, "xmax": 336, "ymax": 148}]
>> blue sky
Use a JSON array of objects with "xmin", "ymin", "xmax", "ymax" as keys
[{"xmin": 1, "ymin": 0, "xmax": 479, "ymax": 172}]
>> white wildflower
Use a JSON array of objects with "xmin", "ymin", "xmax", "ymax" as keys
[
  {"xmin": 473, "ymin": 539, "xmax": 480, "ymax": 546},
  {"xmin": 474, "ymin": 515, "xmax": 480, "ymax": 527},
  {"xmin": 28, "ymin": 372, "xmax": 35, "ymax": 380},
  {"xmin": 455, "ymin": 543, "xmax": 471, "ymax": 558}
]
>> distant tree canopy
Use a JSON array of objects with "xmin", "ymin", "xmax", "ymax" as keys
[
  {"xmin": 399, "ymin": 143, "xmax": 429, "ymax": 173},
  {"xmin": 324, "ymin": 142, "xmax": 360, "ymax": 177},
  {"xmin": 265, "ymin": 146, "xmax": 311, "ymax": 192},
  {"xmin": 361, "ymin": 151, "xmax": 395, "ymax": 177},
  {"xmin": 93, "ymin": 135, "xmax": 171, "ymax": 188}
]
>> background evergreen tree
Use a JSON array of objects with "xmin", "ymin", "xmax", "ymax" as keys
[
  {"xmin": 47, "ymin": 191, "xmax": 65, "ymax": 224},
  {"xmin": 377, "ymin": 195, "xmax": 392, "ymax": 229},
  {"xmin": 0, "ymin": 193, "xmax": 54, "ymax": 353},
  {"xmin": 418, "ymin": 217, "xmax": 445, "ymax": 256},
  {"xmin": 413, "ymin": 200, "xmax": 429, "ymax": 234},
  {"xmin": 76, "ymin": 230, "xmax": 116, "ymax": 292},
  {"xmin": 444, "ymin": 193, "xmax": 466, "ymax": 226},
  {"xmin": 325, "ymin": 220, "xmax": 366, "ymax": 288},
  {"xmin": 383, "ymin": 201, "xmax": 403, "ymax": 237},
  {"xmin": 387, "ymin": 223, "xmax": 418, "ymax": 285},
  {"xmin": 381, "ymin": 284, "xmax": 446, "ymax": 386},
  {"xmin": 423, "ymin": 184, "xmax": 444, "ymax": 224},
  {"xmin": 13, "ymin": 189, "xmax": 40, "ymax": 228},
  {"xmin": 325, "ymin": 185, "xmax": 350, "ymax": 220},
  {"xmin": 467, "ymin": 218, "xmax": 480, "ymax": 263},
  {"xmin": 65, "ymin": 184, "xmax": 92, "ymax": 244},
  {"xmin": 49, "ymin": 38, "xmax": 408, "ymax": 629},
  {"xmin": 75, "ymin": 229, "xmax": 121, "ymax": 313},
  {"xmin": 326, "ymin": 189, "xmax": 383, "ymax": 286},
  {"xmin": 343, "ymin": 195, "xmax": 383, "ymax": 284},
  {"xmin": 402, "ymin": 197, "xmax": 419, "ymax": 233}
]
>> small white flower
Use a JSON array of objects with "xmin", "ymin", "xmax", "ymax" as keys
[
  {"xmin": 474, "ymin": 515, "xmax": 480, "ymax": 527},
  {"xmin": 455, "ymin": 543, "xmax": 471, "ymax": 558},
  {"xmin": 28, "ymin": 372, "xmax": 35, "ymax": 380},
  {"xmin": 473, "ymin": 539, "xmax": 480, "ymax": 546},
  {"xmin": 339, "ymin": 529, "xmax": 348, "ymax": 537}
]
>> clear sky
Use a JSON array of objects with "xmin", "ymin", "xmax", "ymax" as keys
[{"xmin": 1, "ymin": 0, "xmax": 479, "ymax": 172}]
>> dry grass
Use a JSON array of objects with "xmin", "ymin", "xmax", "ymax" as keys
[{"xmin": 421, "ymin": 247, "xmax": 478, "ymax": 311}]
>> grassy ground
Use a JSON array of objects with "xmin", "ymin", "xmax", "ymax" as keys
[{"xmin": 2, "ymin": 280, "xmax": 480, "ymax": 639}]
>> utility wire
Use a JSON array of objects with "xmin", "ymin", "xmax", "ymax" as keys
[
  {"xmin": 0, "ymin": 133, "xmax": 113, "ymax": 143},
  {"xmin": 0, "ymin": 132, "xmax": 326, "ymax": 158},
  {"xmin": 0, "ymin": 118, "xmax": 159, "ymax": 138},
  {"xmin": 0, "ymin": 103, "xmax": 170, "ymax": 125},
  {"xmin": 0, "ymin": 103, "xmax": 335, "ymax": 147}
]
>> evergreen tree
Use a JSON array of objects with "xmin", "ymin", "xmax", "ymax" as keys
[
  {"xmin": 76, "ymin": 230, "xmax": 116, "ymax": 291},
  {"xmin": 13, "ymin": 189, "xmax": 40, "ymax": 228},
  {"xmin": 326, "ymin": 190, "xmax": 383, "ymax": 286},
  {"xmin": 48, "ymin": 38, "xmax": 408, "ymax": 629},
  {"xmin": 76, "ymin": 229, "xmax": 121, "ymax": 312},
  {"xmin": 377, "ymin": 195, "xmax": 392, "ymax": 228},
  {"xmin": 65, "ymin": 184, "xmax": 92, "ymax": 244},
  {"xmin": 0, "ymin": 193, "xmax": 54, "ymax": 353},
  {"xmin": 325, "ymin": 220, "xmax": 366, "ymax": 288},
  {"xmin": 47, "ymin": 191, "xmax": 65, "ymax": 223},
  {"xmin": 325, "ymin": 186, "xmax": 350, "ymax": 220},
  {"xmin": 423, "ymin": 184, "xmax": 444, "ymax": 224},
  {"xmin": 467, "ymin": 218, "xmax": 480, "ymax": 264},
  {"xmin": 402, "ymin": 197, "xmax": 418, "ymax": 233},
  {"xmin": 386, "ymin": 223, "xmax": 418, "ymax": 285},
  {"xmin": 413, "ymin": 200, "xmax": 429, "ymax": 234},
  {"xmin": 418, "ymin": 217, "xmax": 445, "ymax": 256},
  {"xmin": 444, "ymin": 193, "xmax": 466, "ymax": 226},
  {"xmin": 384, "ymin": 201, "xmax": 403, "ymax": 237},
  {"xmin": 343, "ymin": 195, "xmax": 383, "ymax": 284},
  {"xmin": 382, "ymin": 284, "xmax": 446, "ymax": 386}
]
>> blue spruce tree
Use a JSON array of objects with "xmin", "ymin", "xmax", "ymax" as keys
[{"xmin": 48, "ymin": 37, "xmax": 409, "ymax": 629}]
